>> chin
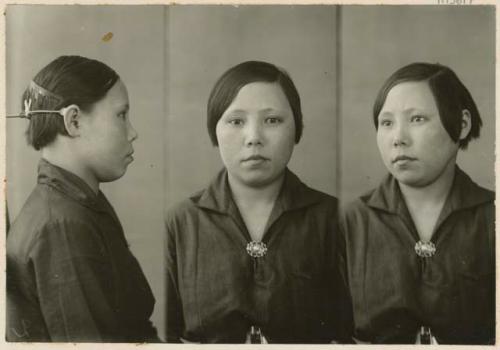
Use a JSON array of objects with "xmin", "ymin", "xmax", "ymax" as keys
[
  {"xmin": 397, "ymin": 178, "xmax": 426, "ymax": 188},
  {"xmin": 239, "ymin": 172, "xmax": 282, "ymax": 188},
  {"xmin": 394, "ymin": 172, "xmax": 433, "ymax": 188},
  {"xmin": 99, "ymin": 168, "xmax": 128, "ymax": 183},
  {"xmin": 241, "ymin": 177, "xmax": 272, "ymax": 188}
]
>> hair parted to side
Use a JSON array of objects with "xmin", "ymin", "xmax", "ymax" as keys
[
  {"xmin": 23, "ymin": 55, "xmax": 119, "ymax": 150},
  {"xmin": 207, "ymin": 60, "xmax": 303, "ymax": 146},
  {"xmin": 373, "ymin": 62, "xmax": 482, "ymax": 149}
]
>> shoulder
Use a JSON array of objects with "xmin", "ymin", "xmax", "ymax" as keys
[
  {"xmin": 340, "ymin": 188, "xmax": 376, "ymax": 221},
  {"xmin": 286, "ymin": 170, "xmax": 338, "ymax": 213},
  {"xmin": 10, "ymin": 185, "xmax": 89, "ymax": 239},
  {"xmin": 338, "ymin": 188, "xmax": 382, "ymax": 243},
  {"xmin": 305, "ymin": 185, "xmax": 339, "ymax": 209},
  {"xmin": 456, "ymin": 167, "xmax": 494, "ymax": 206},
  {"xmin": 165, "ymin": 189, "xmax": 204, "ymax": 217},
  {"xmin": 474, "ymin": 186, "xmax": 495, "ymax": 218},
  {"xmin": 297, "ymin": 186, "xmax": 340, "ymax": 228},
  {"xmin": 453, "ymin": 171, "xmax": 495, "ymax": 232},
  {"xmin": 164, "ymin": 189, "xmax": 205, "ymax": 231},
  {"xmin": 9, "ymin": 215, "xmax": 106, "ymax": 264},
  {"xmin": 468, "ymin": 183, "xmax": 495, "ymax": 229},
  {"xmin": 27, "ymin": 183, "xmax": 96, "ymax": 223},
  {"xmin": 473, "ymin": 184, "xmax": 495, "ymax": 206},
  {"xmin": 306, "ymin": 184, "xmax": 338, "ymax": 203}
]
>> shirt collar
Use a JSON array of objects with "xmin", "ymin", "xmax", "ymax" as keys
[
  {"xmin": 364, "ymin": 166, "xmax": 494, "ymax": 215},
  {"xmin": 37, "ymin": 158, "xmax": 107, "ymax": 212},
  {"xmin": 194, "ymin": 167, "xmax": 325, "ymax": 215}
]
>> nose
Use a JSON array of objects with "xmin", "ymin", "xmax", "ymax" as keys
[
  {"xmin": 128, "ymin": 120, "xmax": 139, "ymax": 142},
  {"xmin": 245, "ymin": 120, "xmax": 263, "ymax": 147},
  {"xmin": 392, "ymin": 122, "xmax": 409, "ymax": 147}
]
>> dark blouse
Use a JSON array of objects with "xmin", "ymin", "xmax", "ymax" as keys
[
  {"xmin": 165, "ymin": 168, "xmax": 351, "ymax": 343},
  {"xmin": 339, "ymin": 167, "xmax": 495, "ymax": 344},
  {"xmin": 7, "ymin": 159, "xmax": 158, "ymax": 342}
]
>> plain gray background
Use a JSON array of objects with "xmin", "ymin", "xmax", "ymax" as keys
[{"xmin": 6, "ymin": 5, "xmax": 495, "ymax": 341}]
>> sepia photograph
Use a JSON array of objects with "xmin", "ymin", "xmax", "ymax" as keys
[{"xmin": 2, "ymin": 1, "xmax": 496, "ymax": 347}]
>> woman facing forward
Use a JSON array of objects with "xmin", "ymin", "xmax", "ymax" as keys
[
  {"xmin": 340, "ymin": 62, "xmax": 494, "ymax": 344},
  {"xmin": 165, "ymin": 61, "xmax": 350, "ymax": 343},
  {"xmin": 7, "ymin": 56, "xmax": 158, "ymax": 342}
]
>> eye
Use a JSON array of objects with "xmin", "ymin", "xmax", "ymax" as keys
[
  {"xmin": 265, "ymin": 116, "xmax": 282, "ymax": 124},
  {"xmin": 411, "ymin": 115, "xmax": 426, "ymax": 123},
  {"xmin": 379, "ymin": 119, "xmax": 392, "ymax": 127},
  {"xmin": 228, "ymin": 118, "xmax": 244, "ymax": 126},
  {"xmin": 117, "ymin": 111, "xmax": 127, "ymax": 120}
]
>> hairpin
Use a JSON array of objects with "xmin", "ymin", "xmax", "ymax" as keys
[
  {"xmin": 7, "ymin": 98, "xmax": 71, "ymax": 119},
  {"xmin": 7, "ymin": 80, "xmax": 67, "ymax": 119}
]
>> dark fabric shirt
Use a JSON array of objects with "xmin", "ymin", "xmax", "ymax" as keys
[
  {"xmin": 7, "ymin": 159, "xmax": 158, "ymax": 342},
  {"xmin": 165, "ymin": 168, "xmax": 350, "ymax": 343},
  {"xmin": 339, "ymin": 167, "xmax": 495, "ymax": 344}
]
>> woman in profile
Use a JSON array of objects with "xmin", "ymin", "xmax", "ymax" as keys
[
  {"xmin": 7, "ymin": 55, "xmax": 159, "ymax": 342},
  {"xmin": 165, "ymin": 61, "xmax": 350, "ymax": 343},
  {"xmin": 340, "ymin": 62, "xmax": 494, "ymax": 344}
]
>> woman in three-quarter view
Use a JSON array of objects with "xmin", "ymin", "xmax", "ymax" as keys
[
  {"xmin": 340, "ymin": 62, "xmax": 494, "ymax": 344},
  {"xmin": 7, "ymin": 55, "xmax": 159, "ymax": 342},
  {"xmin": 165, "ymin": 60, "xmax": 350, "ymax": 343}
]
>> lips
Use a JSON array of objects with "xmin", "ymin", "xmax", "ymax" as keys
[
  {"xmin": 242, "ymin": 155, "xmax": 269, "ymax": 162},
  {"xmin": 392, "ymin": 155, "xmax": 416, "ymax": 163}
]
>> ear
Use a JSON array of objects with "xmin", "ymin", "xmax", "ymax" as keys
[
  {"xmin": 61, "ymin": 105, "xmax": 81, "ymax": 137},
  {"xmin": 459, "ymin": 109, "xmax": 472, "ymax": 141}
]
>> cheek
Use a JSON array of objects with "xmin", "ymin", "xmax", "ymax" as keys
[
  {"xmin": 416, "ymin": 128, "xmax": 458, "ymax": 165},
  {"xmin": 282, "ymin": 122, "xmax": 296, "ymax": 143},
  {"xmin": 274, "ymin": 129, "xmax": 296, "ymax": 161},
  {"xmin": 432, "ymin": 134, "xmax": 458, "ymax": 159},
  {"xmin": 420, "ymin": 129, "xmax": 448, "ymax": 151},
  {"xmin": 376, "ymin": 133, "xmax": 389, "ymax": 158},
  {"xmin": 217, "ymin": 130, "xmax": 236, "ymax": 151},
  {"xmin": 280, "ymin": 126, "xmax": 295, "ymax": 144},
  {"xmin": 216, "ymin": 130, "xmax": 238, "ymax": 164},
  {"xmin": 106, "ymin": 128, "xmax": 126, "ymax": 149},
  {"xmin": 215, "ymin": 122, "xmax": 232, "ymax": 147}
]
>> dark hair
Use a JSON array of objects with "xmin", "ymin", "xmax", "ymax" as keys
[
  {"xmin": 373, "ymin": 62, "xmax": 481, "ymax": 149},
  {"xmin": 207, "ymin": 60, "xmax": 303, "ymax": 146},
  {"xmin": 23, "ymin": 55, "xmax": 119, "ymax": 150}
]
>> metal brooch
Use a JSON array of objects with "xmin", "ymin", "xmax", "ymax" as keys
[
  {"xmin": 414, "ymin": 240, "xmax": 436, "ymax": 258},
  {"xmin": 246, "ymin": 241, "xmax": 267, "ymax": 258}
]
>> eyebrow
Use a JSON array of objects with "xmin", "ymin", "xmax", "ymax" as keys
[
  {"xmin": 226, "ymin": 107, "xmax": 288, "ymax": 114},
  {"xmin": 260, "ymin": 108, "xmax": 284, "ymax": 113},
  {"xmin": 225, "ymin": 109, "xmax": 246, "ymax": 114},
  {"xmin": 403, "ymin": 108, "xmax": 426, "ymax": 113},
  {"xmin": 380, "ymin": 107, "xmax": 428, "ymax": 115}
]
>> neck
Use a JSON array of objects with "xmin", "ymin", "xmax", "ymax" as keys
[
  {"xmin": 42, "ymin": 141, "xmax": 99, "ymax": 194},
  {"xmin": 399, "ymin": 161, "xmax": 456, "ymax": 207},
  {"xmin": 228, "ymin": 172, "xmax": 285, "ymax": 209}
]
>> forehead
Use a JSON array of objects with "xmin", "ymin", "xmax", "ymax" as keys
[
  {"xmin": 226, "ymin": 82, "xmax": 290, "ymax": 111},
  {"xmin": 100, "ymin": 79, "xmax": 129, "ymax": 108},
  {"xmin": 382, "ymin": 81, "xmax": 438, "ymax": 112}
]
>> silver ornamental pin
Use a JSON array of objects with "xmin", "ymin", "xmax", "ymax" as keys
[
  {"xmin": 246, "ymin": 241, "xmax": 267, "ymax": 258},
  {"xmin": 414, "ymin": 241, "xmax": 436, "ymax": 258}
]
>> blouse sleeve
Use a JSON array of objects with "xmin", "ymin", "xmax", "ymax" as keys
[
  {"xmin": 164, "ymin": 214, "xmax": 185, "ymax": 343},
  {"xmin": 30, "ymin": 219, "xmax": 121, "ymax": 342}
]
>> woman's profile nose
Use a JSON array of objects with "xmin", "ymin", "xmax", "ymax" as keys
[{"xmin": 129, "ymin": 123, "xmax": 139, "ymax": 142}]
